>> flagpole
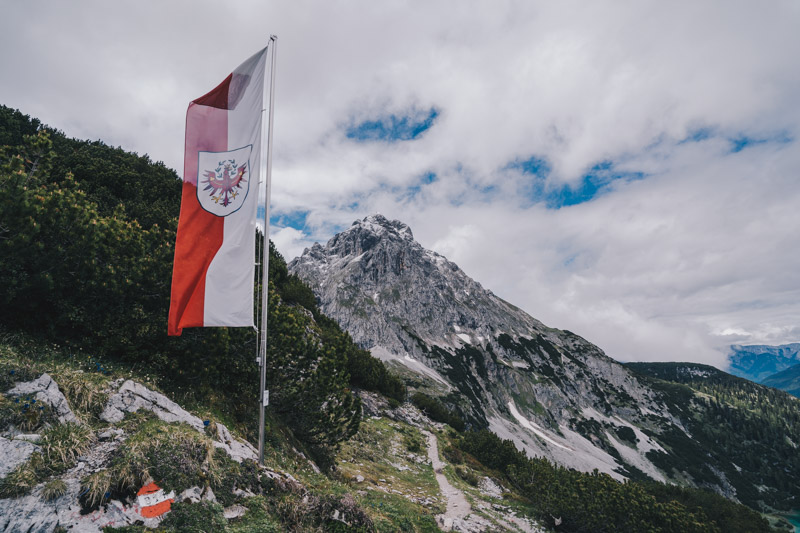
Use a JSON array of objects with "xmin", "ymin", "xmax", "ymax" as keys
[{"xmin": 258, "ymin": 35, "xmax": 277, "ymax": 465}]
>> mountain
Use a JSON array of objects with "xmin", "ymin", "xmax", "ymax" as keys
[
  {"xmin": 289, "ymin": 214, "xmax": 800, "ymax": 514},
  {"xmin": 762, "ymin": 363, "xmax": 800, "ymax": 398},
  {"xmin": 728, "ymin": 343, "xmax": 800, "ymax": 383}
]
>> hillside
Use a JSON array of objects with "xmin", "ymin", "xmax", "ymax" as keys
[
  {"xmin": 1, "ymin": 334, "xmax": 781, "ymax": 533},
  {"xmin": 626, "ymin": 362, "xmax": 800, "ymax": 510},
  {"xmin": 289, "ymin": 214, "xmax": 800, "ymax": 521},
  {"xmin": 0, "ymin": 105, "xmax": 793, "ymax": 532},
  {"xmin": 763, "ymin": 364, "xmax": 800, "ymax": 398}
]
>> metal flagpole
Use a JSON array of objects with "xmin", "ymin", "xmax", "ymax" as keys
[{"xmin": 258, "ymin": 35, "xmax": 277, "ymax": 465}]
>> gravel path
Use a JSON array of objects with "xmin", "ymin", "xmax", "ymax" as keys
[{"xmin": 423, "ymin": 430, "xmax": 471, "ymax": 531}]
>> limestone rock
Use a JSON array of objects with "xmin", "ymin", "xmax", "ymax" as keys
[
  {"xmin": 7, "ymin": 373, "xmax": 79, "ymax": 424},
  {"xmin": 213, "ymin": 422, "xmax": 258, "ymax": 463},
  {"xmin": 100, "ymin": 380, "xmax": 204, "ymax": 431},
  {"xmin": 224, "ymin": 503, "xmax": 248, "ymax": 519},
  {"xmin": 0, "ymin": 436, "xmax": 39, "ymax": 478},
  {"xmin": 177, "ymin": 486, "xmax": 204, "ymax": 503}
]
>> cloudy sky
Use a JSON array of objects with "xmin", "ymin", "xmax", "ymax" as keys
[{"xmin": 2, "ymin": 1, "xmax": 799, "ymax": 367}]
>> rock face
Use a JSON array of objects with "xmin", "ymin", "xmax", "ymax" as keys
[
  {"xmin": 290, "ymin": 215, "xmax": 670, "ymax": 478},
  {"xmin": 7, "ymin": 373, "xmax": 79, "ymax": 424},
  {"xmin": 0, "ymin": 437, "xmax": 39, "ymax": 478},
  {"xmin": 287, "ymin": 215, "xmax": 699, "ymax": 485},
  {"xmin": 100, "ymin": 379, "xmax": 258, "ymax": 463},
  {"xmin": 0, "ymin": 376, "xmax": 264, "ymax": 533},
  {"xmin": 101, "ymin": 379, "xmax": 205, "ymax": 431}
]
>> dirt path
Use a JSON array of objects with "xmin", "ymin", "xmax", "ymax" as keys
[{"xmin": 423, "ymin": 430, "xmax": 471, "ymax": 531}]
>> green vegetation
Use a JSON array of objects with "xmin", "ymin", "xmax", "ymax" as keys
[
  {"xmin": 627, "ymin": 362, "xmax": 800, "ymax": 511},
  {"xmin": 458, "ymin": 429, "xmax": 776, "ymax": 533},
  {"xmin": 0, "ymin": 105, "xmax": 405, "ymax": 468},
  {"xmin": 410, "ymin": 392, "xmax": 465, "ymax": 431},
  {"xmin": 335, "ymin": 417, "xmax": 445, "ymax": 532}
]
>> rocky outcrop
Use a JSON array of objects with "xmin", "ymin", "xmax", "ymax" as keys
[
  {"xmin": 100, "ymin": 379, "xmax": 258, "ymax": 463},
  {"xmin": 0, "ymin": 375, "xmax": 270, "ymax": 532},
  {"xmin": 101, "ymin": 379, "xmax": 205, "ymax": 431},
  {"xmin": 7, "ymin": 373, "xmax": 79, "ymax": 424},
  {"xmin": 0, "ymin": 437, "xmax": 39, "ymax": 478}
]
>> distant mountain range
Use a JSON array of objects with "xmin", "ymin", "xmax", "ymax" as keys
[
  {"xmin": 762, "ymin": 364, "xmax": 800, "ymax": 398},
  {"xmin": 289, "ymin": 214, "xmax": 800, "ymax": 513},
  {"xmin": 728, "ymin": 343, "xmax": 800, "ymax": 397}
]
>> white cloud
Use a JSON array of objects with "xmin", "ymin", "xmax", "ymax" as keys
[{"xmin": 2, "ymin": 0, "xmax": 799, "ymax": 366}]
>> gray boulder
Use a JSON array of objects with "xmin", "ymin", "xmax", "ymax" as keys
[{"xmin": 7, "ymin": 373, "xmax": 79, "ymax": 424}]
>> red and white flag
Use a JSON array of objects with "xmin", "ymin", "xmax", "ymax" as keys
[{"xmin": 168, "ymin": 47, "xmax": 269, "ymax": 336}]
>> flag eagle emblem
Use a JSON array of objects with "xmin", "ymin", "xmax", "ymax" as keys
[
  {"xmin": 203, "ymin": 158, "xmax": 247, "ymax": 207},
  {"xmin": 195, "ymin": 145, "xmax": 252, "ymax": 217}
]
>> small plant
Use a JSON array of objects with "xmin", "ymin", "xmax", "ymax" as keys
[
  {"xmin": 442, "ymin": 444, "xmax": 463, "ymax": 464},
  {"xmin": 455, "ymin": 465, "xmax": 479, "ymax": 486},
  {"xmin": 0, "ymin": 456, "xmax": 40, "ymax": 498},
  {"xmin": 0, "ymin": 393, "xmax": 57, "ymax": 433},
  {"xmin": 42, "ymin": 478, "xmax": 68, "ymax": 501},
  {"xmin": 53, "ymin": 369, "xmax": 109, "ymax": 418},
  {"xmin": 160, "ymin": 501, "xmax": 227, "ymax": 533},
  {"xmin": 81, "ymin": 469, "xmax": 115, "ymax": 509},
  {"xmin": 0, "ymin": 363, "xmax": 38, "ymax": 392},
  {"xmin": 41, "ymin": 422, "xmax": 94, "ymax": 471},
  {"xmin": 403, "ymin": 431, "xmax": 424, "ymax": 454}
]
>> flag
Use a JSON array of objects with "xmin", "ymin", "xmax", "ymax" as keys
[{"xmin": 168, "ymin": 47, "xmax": 269, "ymax": 336}]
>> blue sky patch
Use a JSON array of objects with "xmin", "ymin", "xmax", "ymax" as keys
[
  {"xmin": 346, "ymin": 107, "xmax": 439, "ymax": 142},
  {"xmin": 729, "ymin": 135, "xmax": 768, "ymax": 153},
  {"xmin": 507, "ymin": 155, "xmax": 551, "ymax": 177},
  {"xmin": 545, "ymin": 161, "xmax": 645, "ymax": 209},
  {"xmin": 269, "ymin": 209, "xmax": 309, "ymax": 230},
  {"xmin": 507, "ymin": 157, "xmax": 645, "ymax": 209},
  {"xmin": 680, "ymin": 127, "xmax": 715, "ymax": 144},
  {"xmin": 402, "ymin": 172, "xmax": 437, "ymax": 201}
]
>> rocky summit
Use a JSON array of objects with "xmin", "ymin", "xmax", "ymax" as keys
[{"xmin": 289, "ymin": 214, "xmax": 800, "ymax": 509}]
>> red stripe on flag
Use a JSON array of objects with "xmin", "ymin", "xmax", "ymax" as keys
[
  {"xmin": 168, "ymin": 76, "xmax": 232, "ymax": 336},
  {"xmin": 193, "ymin": 73, "xmax": 232, "ymax": 109},
  {"xmin": 168, "ymin": 182, "xmax": 223, "ymax": 335}
]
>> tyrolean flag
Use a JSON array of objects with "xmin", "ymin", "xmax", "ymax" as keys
[{"xmin": 168, "ymin": 47, "xmax": 269, "ymax": 336}]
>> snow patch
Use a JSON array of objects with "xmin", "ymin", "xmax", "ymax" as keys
[
  {"xmin": 488, "ymin": 413, "xmax": 624, "ymax": 480},
  {"xmin": 456, "ymin": 333, "xmax": 471, "ymax": 344},
  {"xmin": 508, "ymin": 402, "xmax": 571, "ymax": 450},
  {"xmin": 605, "ymin": 431, "xmax": 665, "ymax": 482}
]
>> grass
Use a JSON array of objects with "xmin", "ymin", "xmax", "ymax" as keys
[
  {"xmin": 0, "ymin": 422, "xmax": 94, "ymax": 498},
  {"xmin": 51, "ymin": 368, "xmax": 110, "ymax": 420},
  {"xmin": 2, "ymin": 331, "xmax": 443, "ymax": 531},
  {"xmin": 41, "ymin": 422, "xmax": 94, "ymax": 468},
  {"xmin": 81, "ymin": 418, "xmax": 213, "ymax": 508},
  {"xmin": 42, "ymin": 478, "xmax": 68, "ymax": 501},
  {"xmin": 335, "ymin": 417, "xmax": 445, "ymax": 532},
  {"xmin": 0, "ymin": 454, "xmax": 41, "ymax": 498}
]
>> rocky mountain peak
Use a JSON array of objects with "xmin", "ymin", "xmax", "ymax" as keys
[
  {"xmin": 288, "ymin": 218, "xmax": 800, "ymax": 504},
  {"xmin": 325, "ymin": 214, "xmax": 414, "ymax": 258}
]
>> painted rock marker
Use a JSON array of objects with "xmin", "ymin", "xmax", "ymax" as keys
[{"xmin": 137, "ymin": 482, "xmax": 175, "ymax": 518}]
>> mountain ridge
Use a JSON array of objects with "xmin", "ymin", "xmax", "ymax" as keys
[
  {"xmin": 289, "ymin": 214, "xmax": 800, "ymax": 515},
  {"xmin": 729, "ymin": 343, "xmax": 800, "ymax": 383}
]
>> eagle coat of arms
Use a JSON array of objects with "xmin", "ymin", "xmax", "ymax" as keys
[{"xmin": 196, "ymin": 145, "xmax": 252, "ymax": 217}]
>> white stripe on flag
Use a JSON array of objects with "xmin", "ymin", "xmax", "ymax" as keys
[{"xmin": 204, "ymin": 47, "xmax": 268, "ymax": 327}]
